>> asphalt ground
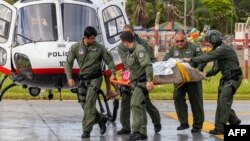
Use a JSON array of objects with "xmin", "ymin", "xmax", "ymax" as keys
[{"xmin": 1, "ymin": 100, "xmax": 250, "ymax": 141}]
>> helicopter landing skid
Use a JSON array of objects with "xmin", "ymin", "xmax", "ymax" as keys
[{"xmin": 0, "ymin": 83, "xmax": 18, "ymax": 101}]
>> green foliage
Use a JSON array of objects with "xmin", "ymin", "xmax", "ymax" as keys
[
  {"xmin": 126, "ymin": 0, "xmax": 155, "ymax": 27},
  {"xmin": 197, "ymin": 0, "xmax": 237, "ymax": 34},
  {"xmin": 125, "ymin": 0, "xmax": 171, "ymax": 28},
  {"xmin": 125, "ymin": 0, "xmax": 249, "ymax": 34},
  {"xmin": 4, "ymin": 0, "xmax": 15, "ymax": 4},
  {"xmin": 234, "ymin": 0, "xmax": 250, "ymax": 22}
]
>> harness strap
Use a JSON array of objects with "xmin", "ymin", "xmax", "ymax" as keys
[{"xmin": 175, "ymin": 62, "xmax": 191, "ymax": 89}]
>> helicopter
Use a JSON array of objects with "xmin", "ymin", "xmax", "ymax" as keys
[{"xmin": 0, "ymin": 0, "xmax": 128, "ymax": 121}]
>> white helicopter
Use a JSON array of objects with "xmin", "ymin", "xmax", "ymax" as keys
[{"xmin": 0, "ymin": 0, "xmax": 128, "ymax": 121}]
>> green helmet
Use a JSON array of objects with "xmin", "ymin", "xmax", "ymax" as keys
[{"xmin": 205, "ymin": 30, "xmax": 222, "ymax": 47}]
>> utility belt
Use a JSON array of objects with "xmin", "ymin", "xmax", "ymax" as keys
[
  {"xmin": 79, "ymin": 69, "xmax": 102, "ymax": 81},
  {"xmin": 79, "ymin": 69, "xmax": 102, "ymax": 90},
  {"xmin": 220, "ymin": 68, "xmax": 242, "ymax": 95},
  {"xmin": 135, "ymin": 73, "xmax": 147, "ymax": 83},
  {"xmin": 222, "ymin": 68, "xmax": 242, "ymax": 81},
  {"xmin": 131, "ymin": 74, "xmax": 148, "ymax": 95}
]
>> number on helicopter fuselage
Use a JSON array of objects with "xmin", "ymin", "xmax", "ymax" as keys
[{"xmin": 59, "ymin": 61, "xmax": 65, "ymax": 67}]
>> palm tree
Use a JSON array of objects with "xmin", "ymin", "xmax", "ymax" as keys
[
  {"xmin": 126, "ymin": 0, "xmax": 156, "ymax": 28},
  {"xmin": 134, "ymin": 0, "xmax": 149, "ymax": 27}
]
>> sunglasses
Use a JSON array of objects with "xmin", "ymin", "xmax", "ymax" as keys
[{"xmin": 175, "ymin": 40, "xmax": 185, "ymax": 43}]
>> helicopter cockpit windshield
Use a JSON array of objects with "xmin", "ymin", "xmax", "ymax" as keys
[
  {"xmin": 62, "ymin": 3, "xmax": 101, "ymax": 42},
  {"xmin": 16, "ymin": 3, "xmax": 58, "ymax": 45},
  {"xmin": 0, "ymin": 5, "xmax": 12, "ymax": 43}
]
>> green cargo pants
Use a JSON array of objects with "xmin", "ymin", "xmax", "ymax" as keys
[
  {"xmin": 120, "ymin": 85, "xmax": 161, "ymax": 131},
  {"xmin": 130, "ymin": 83, "xmax": 147, "ymax": 136},
  {"xmin": 119, "ymin": 86, "xmax": 131, "ymax": 130},
  {"xmin": 215, "ymin": 75, "xmax": 243, "ymax": 131},
  {"xmin": 173, "ymin": 81, "xmax": 204, "ymax": 129},
  {"xmin": 78, "ymin": 76, "xmax": 103, "ymax": 133}
]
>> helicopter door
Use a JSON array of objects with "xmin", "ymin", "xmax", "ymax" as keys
[
  {"xmin": 0, "ymin": 1, "xmax": 16, "ymax": 73},
  {"xmin": 97, "ymin": 1, "xmax": 129, "ymax": 51}
]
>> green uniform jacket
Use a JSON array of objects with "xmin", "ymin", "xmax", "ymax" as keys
[
  {"xmin": 65, "ymin": 40, "xmax": 116, "ymax": 79},
  {"xmin": 119, "ymin": 43, "xmax": 153, "ymax": 82},
  {"xmin": 190, "ymin": 44, "xmax": 240, "ymax": 76},
  {"xmin": 118, "ymin": 43, "xmax": 129, "ymax": 69},
  {"xmin": 163, "ymin": 42, "xmax": 205, "ymax": 70}
]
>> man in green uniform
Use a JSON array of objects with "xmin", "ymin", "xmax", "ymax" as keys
[
  {"xmin": 116, "ymin": 25, "xmax": 161, "ymax": 135},
  {"xmin": 119, "ymin": 31, "xmax": 154, "ymax": 140},
  {"xmin": 104, "ymin": 23, "xmax": 156, "ymax": 100},
  {"xmin": 64, "ymin": 26, "xmax": 116, "ymax": 138},
  {"xmin": 163, "ymin": 30, "xmax": 205, "ymax": 133},
  {"xmin": 124, "ymin": 25, "xmax": 155, "ymax": 62},
  {"xmin": 183, "ymin": 30, "xmax": 242, "ymax": 135}
]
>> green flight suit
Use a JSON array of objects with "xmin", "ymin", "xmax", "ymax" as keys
[
  {"xmin": 120, "ymin": 42, "xmax": 153, "ymax": 136},
  {"xmin": 190, "ymin": 43, "xmax": 243, "ymax": 131},
  {"xmin": 65, "ymin": 40, "xmax": 115, "ymax": 133},
  {"xmin": 163, "ymin": 42, "xmax": 205, "ymax": 129},
  {"xmin": 118, "ymin": 42, "xmax": 161, "ymax": 132}
]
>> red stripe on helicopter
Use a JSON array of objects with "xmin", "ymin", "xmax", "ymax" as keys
[
  {"xmin": 32, "ymin": 68, "xmax": 79, "ymax": 74},
  {"xmin": 32, "ymin": 64, "xmax": 124, "ymax": 75},
  {"xmin": 0, "ymin": 66, "xmax": 11, "ymax": 75},
  {"xmin": 1, "ymin": 64, "xmax": 124, "ymax": 75}
]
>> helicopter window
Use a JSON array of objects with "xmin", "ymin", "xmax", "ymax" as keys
[
  {"xmin": 16, "ymin": 4, "xmax": 58, "ymax": 45},
  {"xmin": 0, "ymin": 5, "xmax": 12, "ymax": 43},
  {"xmin": 61, "ymin": 4, "xmax": 101, "ymax": 42},
  {"xmin": 102, "ymin": 5, "xmax": 126, "ymax": 44}
]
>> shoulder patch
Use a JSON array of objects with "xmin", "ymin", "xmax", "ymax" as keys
[
  {"xmin": 139, "ymin": 52, "xmax": 145, "ymax": 58},
  {"xmin": 79, "ymin": 48, "xmax": 84, "ymax": 54}
]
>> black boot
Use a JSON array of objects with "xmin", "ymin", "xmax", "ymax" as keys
[
  {"xmin": 117, "ymin": 128, "xmax": 131, "ymax": 134},
  {"xmin": 209, "ymin": 129, "xmax": 224, "ymax": 135},
  {"xmin": 191, "ymin": 127, "xmax": 201, "ymax": 133},
  {"xmin": 154, "ymin": 123, "xmax": 162, "ymax": 133},
  {"xmin": 98, "ymin": 117, "xmax": 107, "ymax": 135},
  {"xmin": 81, "ymin": 132, "xmax": 90, "ymax": 138},
  {"xmin": 229, "ymin": 118, "xmax": 241, "ymax": 125},
  {"xmin": 177, "ymin": 123, "xmax": 189, "ymax": 130},
  {"xmin": 127, "ymin": 132, "xmax": 147, "ymax": 141}
]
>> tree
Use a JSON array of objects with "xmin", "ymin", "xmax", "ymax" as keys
[
  {"xmin": 126, "ymin": 0, "xmax": 155, "ymax": 27},
  {"xmin": 195, "ymin": 0, "xmax": 236, "ymax": 34},
  {"xmin": 233, "ymin": 0, "xmax": 250, "ymax": 22},
  {"xmin": 5, "ymin": 0, "xmax": 16, "ymax": 4}
]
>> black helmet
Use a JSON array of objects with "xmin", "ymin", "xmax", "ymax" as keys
[{"xmin": 205, "ymin": 30, "xmax": 222, "ymax": 47}]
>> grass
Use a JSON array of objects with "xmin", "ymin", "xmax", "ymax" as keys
[{"xmin": 1, "ymin": 66, "xmax": 250, "ymax": 100}]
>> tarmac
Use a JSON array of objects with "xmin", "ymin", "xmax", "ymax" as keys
[{"xmin": 0, "ymin": 100, "xmax": 250, "ymax": 141}]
